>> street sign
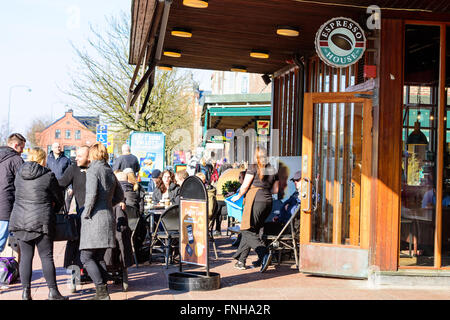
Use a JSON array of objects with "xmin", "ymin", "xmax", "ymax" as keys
[
  {"xmin": 96, "ymin": 124, "xmax": 107, "ymax": 134},
  {"xmin": 96, "ymin": 124, "xmax": 108, "ymax": 147}
]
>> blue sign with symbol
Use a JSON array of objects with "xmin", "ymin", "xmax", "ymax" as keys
[
  {"xmin": 97, "ymin": 133, "xmax": 107, "ymax": 144},
  {"xmin": 96, "ymin": 125, "xmax": 107, "ymax": 134}
]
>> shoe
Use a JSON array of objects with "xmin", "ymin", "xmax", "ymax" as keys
[
  {"xmin": 251, "ymin": 259, "xmax": 262, "ymax": 268},
  {"xmin": 213, "ymin": 230, "xmax": 221, "ymax": 237},
  {"xmin": 260, "ymin": 252, "xmax": 272, "ymax": 273},
  {"xmin": 80, "ymin": 274, "xmax": 92, "ymax": 284},
  {"xmin": 48, "ymin": 287, "xmax": 68, "ymax": 300},
  {"xmin": 88, "ymin": 284, "xmax": 111, "ymax": 300},
  {"xmin": 234, "ymin": 261, "xmax": 246, "ymax": 270},
  {"xmin": 22, "ymin": 288, "xmax": 32, "ymax": 300}
]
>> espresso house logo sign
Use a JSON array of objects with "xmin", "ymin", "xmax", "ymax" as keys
[{"xmin": 315, "ymin": 17, "xmax": 366, "ymax": 68}]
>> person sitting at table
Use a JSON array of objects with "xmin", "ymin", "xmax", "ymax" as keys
[
  {"xmin": 264, "ymin": 171, "xmax": 302, "ymax": 236},
  {"xmin": 422, "ymin": 187, "xmax": 450, "ymax": 208},
  {"xmin": 173, "ymin": 170, "xmax": 189, "ymax": 205},
  {"xmin": 152, "ymin": 170, "xmax": 178, "ymax": 205},
  {"xmin": 196, "ymin": 172, "xmax": 218, "ymax": 224}
]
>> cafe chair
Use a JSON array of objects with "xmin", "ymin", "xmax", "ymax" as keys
[
  {"xmin": 125, "ymin": 205, "xmax": 141, "ymax": 267},
  {"xmin": 150, "ymin": 204, "xmax": 180, "ymax": 269},
  {"xmin": 262, "ymin": 207, "xmax": 300, "ymax": 270},
  {"xmin": 208, "ymin": 205, "xmax": 221, "ymax": 259}
]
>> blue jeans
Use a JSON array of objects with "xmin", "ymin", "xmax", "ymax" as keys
[{"xmin": 0, "ymin": 221, "xmax": 9, "ymax": 253}]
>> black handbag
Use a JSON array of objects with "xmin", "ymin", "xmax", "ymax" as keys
[{"xmin": 53, "ymin": 204, "xmax": 80, "ymax": 242}]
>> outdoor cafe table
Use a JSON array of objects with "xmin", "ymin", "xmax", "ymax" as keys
[{"xmin": 145, "ymin": 205, "xmax": 166, "ymax": 234}]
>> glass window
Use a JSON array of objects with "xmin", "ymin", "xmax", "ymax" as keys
[
  {"xmin": 75, "ymin": 130, "xmax": 81, "ymax": 140},
  {"xmin": 400, "ymin": 25, "xmax": 440, "ymax": 267},
  {"xmin": 442, "ymin": 26, "xmax": 450, "ymax": 267},
  {"xmin": 65, "ymin": 130, "xmax": 71, "ymax": 139},
  {"xmin": 55, "ymin": 129, "xmax": 61, "ymax": 139}
]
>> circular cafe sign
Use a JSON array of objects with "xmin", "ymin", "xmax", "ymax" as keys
[{"xmin": 315, "ymin": 17, "xmax": 366, "ymax": 68}]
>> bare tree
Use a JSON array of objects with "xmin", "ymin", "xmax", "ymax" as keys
[
  {"xmin": 0, "ymin": 120, "xmax": 9, "ymax": 146},
  {"xmin": 64, "ymin": 12, "xmax": 196, "ymax": 157},
  {"xmin": 26, "ymin": 117, "xmax": 53, "ymax": 148}
]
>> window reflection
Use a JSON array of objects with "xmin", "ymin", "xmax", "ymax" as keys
[{"xmin": 400, "ymin": 25, "xmax": 440, "ymax": 267}]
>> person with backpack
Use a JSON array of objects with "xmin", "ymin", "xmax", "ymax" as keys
[{"xmin": 9, "ymin": 147, "xmax": 68, "ymax": 300}]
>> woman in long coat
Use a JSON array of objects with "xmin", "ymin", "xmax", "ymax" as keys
[{"xmin": 79, "ymin": 143, "xmax": 124, "ymax": 300}]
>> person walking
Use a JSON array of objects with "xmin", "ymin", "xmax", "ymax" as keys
[
  {"xmin": 79, "ymin": 143, "xmax": 124, "ymax": 300},
  {"xmin": 0, "ymin": 133, "xmax": 26, "ymax": 255},
  {"xmin": 112, "ymin": 144, "xmax": 140, "ymax": 175},
  {"xmin": 230, "ymin": 146, "xmax": 279, "ymax": 272},
  {"xmin": 9, "ymin": 147, "xmax": 68, "ymax": 300},
  {"xmin": 57, "ymin": 145, "xmax": 90, "ymax": 286}
]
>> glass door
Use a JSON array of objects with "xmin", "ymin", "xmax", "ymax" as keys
[{"xmin": 299, "ymin": 92, "xmax": 373, "ymax": 278}]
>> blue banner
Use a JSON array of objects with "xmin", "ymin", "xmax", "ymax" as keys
[{"xmin": 130, "ymin": 132, "xmax": 165, "ymax": 182}]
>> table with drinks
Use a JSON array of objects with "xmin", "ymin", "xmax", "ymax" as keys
[{"xmin": 144, "ymin": 192, "xmax": 173, "ymax": 234}]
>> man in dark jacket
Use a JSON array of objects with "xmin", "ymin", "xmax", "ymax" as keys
[
  {"xmin": 0, "ymin": 133, "xmax": 26, "ymax": 253},
  {"xmin": 58, "ymin": 146, "xmax": 90, "ymax": 283},
  {"xmin": 46, "ymin": 142, "xmax": 71, "ymax": 180},
  {"xmin": 112, "ymin": 144, "xmax": 140, "ymax": 175}
]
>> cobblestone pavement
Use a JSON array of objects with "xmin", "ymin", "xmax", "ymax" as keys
[{"xmin": 2, "ymin": 232, "xmax": 450, "ymax": 301}]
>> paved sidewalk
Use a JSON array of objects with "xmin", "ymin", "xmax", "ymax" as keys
[{"xmin": 2, "ymin": 233, "xmax": 450, "ymax": 300}]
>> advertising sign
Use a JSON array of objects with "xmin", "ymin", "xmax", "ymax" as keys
[
  {"xmin": 315, "ymin": 17, "xmax": 366, "ymax": 68},
  {"xmin": 180, "ymin": 200, "xmax": 208, "ymax": 266},
  {"xmin": 256, "ymin": 120, "xmax": 270, "ymax": 136},
  {"xmin": 130, "ymin": 132, "xmax": 165, "ymax": 183},
  {"xmin": 225, "ymin": 129, "xmax": 234, "ymax": 140},
  {"xmin": 106, "ymin": 133, "xmax": 114, "ymax": 154}
]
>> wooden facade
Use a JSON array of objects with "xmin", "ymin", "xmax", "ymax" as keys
[{"xmin": 128, "ymin": 0, "xmax": 450, "ymax": 276}]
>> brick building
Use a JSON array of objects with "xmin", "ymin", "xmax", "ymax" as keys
[{"xmin": 35, "ymin": 109, "xmax": 99, "ymax": 158}]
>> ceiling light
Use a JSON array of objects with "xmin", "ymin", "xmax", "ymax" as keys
[
  {"xmin": 250, "ymin": 50, "xmax": 270, "ymax": 59},
  {"xmin": 158, "ymin": 65, "xmax": 173, "ymax": 71},
  {"xmin": 171, "ymin": 28, "xmax": 192, "ymax": 38},
  {"xmin": 231, "ymin": 66, "xmax": 247, "ymax": 73},
  {"xmin": 183, "ymin": 0, "xmax": 208, "ymax": 8},
  {"xmin": 276, "ymin": 26, "xmax": 299, "ymax": 37},
  {"xmin": 163, "ymin": 50, "xmax": 181, "ymax": 58}
]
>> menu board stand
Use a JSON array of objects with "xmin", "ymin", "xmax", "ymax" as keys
[{"xmin": 168, "ymin": 176, "xmax": 220, "ymax": 291}]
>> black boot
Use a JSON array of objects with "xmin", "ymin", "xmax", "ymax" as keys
[
  {"xmin": 22, "ymin": 287, "xmax": 32, "ymax": 300},
  {"xmin": 48, "ymin": 287, "xmax": 68, "ymax": 300},
  {"xmin": 89, "ymin": 284, "xmax": 110, "ymax": 300}
]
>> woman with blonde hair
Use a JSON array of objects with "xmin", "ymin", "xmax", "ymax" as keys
[
  {"xmin": 230, "ymin": 146, "xmax": 279, "ymax": 272},
  {"xmin": 9, "ymin": 147, "xmax": 68, "ymax": 300},
  {"xmin": 79, "ymin": 143, "xmax": 124, "ymax": 300}
]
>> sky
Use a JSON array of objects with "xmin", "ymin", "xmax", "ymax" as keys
[{"xmin": 0, "ymin": 0, "xmax": 212, "ymax": 136}]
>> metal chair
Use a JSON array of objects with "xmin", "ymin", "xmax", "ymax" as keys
[
  {"xmin": 262, "ymin": 207, "xmax": 300, "ymax": 269},
  {"xmin": 125, "ymin": 205, "xmax": 141, "ymax": 267},
  {"xmin": 149, "ymin": 204, "xmax": 180, "ymax": 268}
]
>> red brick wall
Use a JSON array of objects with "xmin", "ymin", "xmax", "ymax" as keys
[{"xmin": 36, "ymin": 111, "xmax": 97, "ymax": 155}]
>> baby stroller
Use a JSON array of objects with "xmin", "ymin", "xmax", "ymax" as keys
[{"xmin": 103, "ymin": 204, "xmax": 135, "ymax": 292}]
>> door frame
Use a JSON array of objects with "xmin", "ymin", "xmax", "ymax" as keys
[{"xmin": 299, "ymin": 92, "xmax": 373, "ymax": 278}]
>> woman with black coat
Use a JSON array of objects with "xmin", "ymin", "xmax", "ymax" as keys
[{"xmin": 9, "ymin": 147, "xmax": 68, "ymax": 300}]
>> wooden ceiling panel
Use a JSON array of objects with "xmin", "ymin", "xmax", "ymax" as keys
[
  {"xmin": 130, "ymin": 0, "xmax": 450, "ymax": 73},
  {"xmin": 157, "ymin": 0, "xmax": 363, "ymax": 74}
]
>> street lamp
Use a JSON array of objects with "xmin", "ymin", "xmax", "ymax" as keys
[{"xmin": 8, "ymin": 85, "xmax": 32, "ymax": 135}]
